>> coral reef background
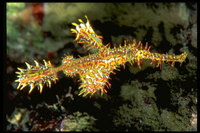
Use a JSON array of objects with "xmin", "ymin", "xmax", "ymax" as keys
[{"xmin": 5, "ymin": 3, "xmax": 197, "ymax": 131}]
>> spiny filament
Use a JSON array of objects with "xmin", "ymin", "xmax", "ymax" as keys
[{"xmin": 15, "ymin": 60, "xmax": 58, "ymax": 93}]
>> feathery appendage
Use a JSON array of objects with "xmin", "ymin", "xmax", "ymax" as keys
[
  {"xmin": 71, "ymin": 15, "xmax": 104, "ymax": 51},
  {"xmin": 15, "ymin": 16, "xmax": 187, "ymax": 97}
]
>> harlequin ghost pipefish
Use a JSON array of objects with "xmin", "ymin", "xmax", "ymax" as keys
[{"xmin": 15, "ymin": 15, "xmax": 187, "ymax": 97}]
